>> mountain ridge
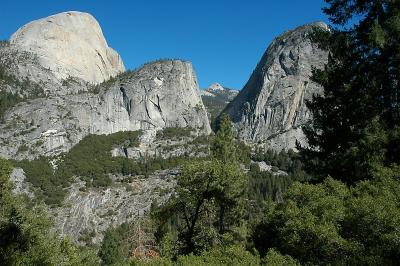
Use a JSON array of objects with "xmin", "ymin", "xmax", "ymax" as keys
[{"xmin": 224, "ymin": 21, "xmax": 329, "ymax": 150}]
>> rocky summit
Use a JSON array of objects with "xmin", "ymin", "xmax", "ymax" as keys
[
  {"xmin": 10, "ymin": 11, "xmax": 125, "ymax": 84},
  {"xmin": 201, "ymin": 82, "xmax": 238, "ymax": 100},
  {"xmin": 224, "ymin": 22, "xmax": 329, "ymax": 150},
  {"xmin": 201, "ymin": 82, "xmax": 238, "ymax": 124}
]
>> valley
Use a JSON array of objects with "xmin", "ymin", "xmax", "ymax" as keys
[{"xmin": 1, "ymin": 3, "xmax": 399, "ymax": 265}]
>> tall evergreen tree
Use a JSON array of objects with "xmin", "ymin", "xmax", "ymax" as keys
[
  {"xmin": 154, "ymin": 116, "xmax": 247, "ymax": 255},
  {"xmin": 212, "ymin": 113, "xmax": 237, "ymax": 163},
  {"xmin": 300, "ymin": 0, "xmax": 400, "ymax": 183}
]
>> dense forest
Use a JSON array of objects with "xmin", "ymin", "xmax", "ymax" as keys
[{"xmin": 1, "ymin": 0, "xmax": 400, "ymax": 265}]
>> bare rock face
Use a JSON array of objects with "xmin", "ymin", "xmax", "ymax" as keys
[
  {"xmin": 10, "ymin": 167, "xmax": 177, "ymax": 244},
  {"xmin": 10, "ymin": 11, "xmax": 125, "ymax": 84},
  {"xmin": 224, "ymin": 22, "xmax": 329, "ymax": 150},
  {"xmin": 110, "ymin": 60, "xmax": 211, "ymax": 132},
  {"xmin": 52, "ymin": 170, "xmax": 177, "ymax": 244},
  {"xmin": 0, "ymin": 60, "xmax": 211, "ymax": 159}
]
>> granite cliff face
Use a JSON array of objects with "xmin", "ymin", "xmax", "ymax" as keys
[
  {"xmin": 224, "ymin": 22, "xmax": 329, "ymax": 150},
  {"xmin": 112, "ymin": 60, "xmax": 210, "ymax": 132},
  {"xmin": 9, "ymin": 11, "xmax": 125, "ymax": 85},
  {"xmin": 0, "ymin": 60, "xmax": 210, "ymax": 159},
  {"xmin": 10, "ymin": 167, "xmax": 177, "ymax": 244}
]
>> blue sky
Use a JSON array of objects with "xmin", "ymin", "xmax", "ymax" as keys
[{"xmin": 0, "ymin": 0, "xmax": 328, "ymax": 89}]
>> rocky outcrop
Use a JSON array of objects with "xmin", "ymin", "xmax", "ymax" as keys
[
  {"xmin": 108, "ymin": 60, "xmax": 211, "ymax": 132},
  {"xmin": 224, "ymin": 22, "xmax": 329, "ymax": 150},
  {"xmin": 111, "ymin": 129, "xmax": 210, "ymax": 160},
  {"xmin": 10, "ymin": 167, "xmax": 177, "ymax": 244},
  {"xmin": 0, "ymin": 60, "xmax": 211, "ymax": 159},
  {"xmin": 9, "ymin": 11, "xmax": 125, "ymax": 85},
  {"xmin": 52, "ymin": 170, "xmax": 176, "ymax": 244}
]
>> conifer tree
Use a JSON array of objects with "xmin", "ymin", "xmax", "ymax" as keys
[
  {"xmin": 300, "ymin": 0, "xmax": 400, "ymax": 183},
  {"xmin": 212, "ymin": 113, "xmax": 237, "ymax": 163}
]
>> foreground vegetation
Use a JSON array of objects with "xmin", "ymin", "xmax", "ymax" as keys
[
  {"xmin": 95, "ymin": 114, "xmax": 400, "ymax": 265},
  {"xmin": 0, "ymin": 159, "xmax": 98, "ymax": 265}
]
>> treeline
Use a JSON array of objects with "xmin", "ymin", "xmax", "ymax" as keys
[
  {"xmin": 247, "ymin": 148, "xmax": 310, "ymax": 205},
  {"xmin": 252, "ymin": 148, "xmax": 308, "ymax": 180},
  {"xmin": 247, "ymin": 164, "xmax": 292, "ymax": 203},
  {"xmin": 14, "ymin": 130, "xmax": 207, "ymax": 206}
]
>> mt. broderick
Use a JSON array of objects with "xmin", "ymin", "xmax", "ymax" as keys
[
  {"xmin": 224, "ymin": 22, "xmax": 329, "ymax": 150},
  {"xmin": 200, "ymin": 83, "xmax": 238, "ymax": 123}
]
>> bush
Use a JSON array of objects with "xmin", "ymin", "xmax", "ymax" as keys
[
  {"xmin": 176, "ymin": 245, "xmax": 260, "ymax": 266},
  {"xmin": 262, "ymin": 249, "xmax": 299, "ymax": 266},
  {"xmin": 156, "ymin": 127, "xmax": 193, "ymax": 140},
  {"xmin": 251, "ymin": 171, "xmax": 400, "ymax": 265},
  {"xmin": 0, "ymin": 91, "xmax": 23, "ymax": 120}
]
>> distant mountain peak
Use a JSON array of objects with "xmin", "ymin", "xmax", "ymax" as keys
[
  {"xmin": 207, "ymin": 82, "xmax": 225, "ymax": 92},
  {"xmin": 200, "ymin": 82, "xmax": 239, "ymax": 124},
  {"xmin": 201, "ymin": 82, "xmax": 239, "ymax": 98}
]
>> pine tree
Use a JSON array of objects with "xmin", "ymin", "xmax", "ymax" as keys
[
  {"xmin": 300, "ymin": 0, "xmax": 400, "ymax": 183},
  {"xmin": 211, "ymin": 113, "xmax": 237, "ymax": 163}
]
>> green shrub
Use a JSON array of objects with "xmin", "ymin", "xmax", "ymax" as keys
[
  {"xmin": 252, "ymin": 172, "xmax": 400, "ymax": 265},
  {"xmin": 17, "ymin": 144, "xmax": 29, "ymax": 153},
  {"xmin": 0, "ymin": 91, "xmax": 23, "ymax": 120},
  {"xmin": 176, "ymin": 245, "xmax": 260, "ymax": 266},
  {"xmin": 156, "ymin": 127, "xmax": 193, "ymax": 140}
]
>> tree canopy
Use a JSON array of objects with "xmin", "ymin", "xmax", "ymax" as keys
[{"xmin": 300, "ymin": 0, "xmax": 400, "ymax": 183}]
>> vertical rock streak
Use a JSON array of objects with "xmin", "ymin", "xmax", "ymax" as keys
[{"xmin": 224, "ymin": 22, "xmax": 329, "ymax": 150}]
